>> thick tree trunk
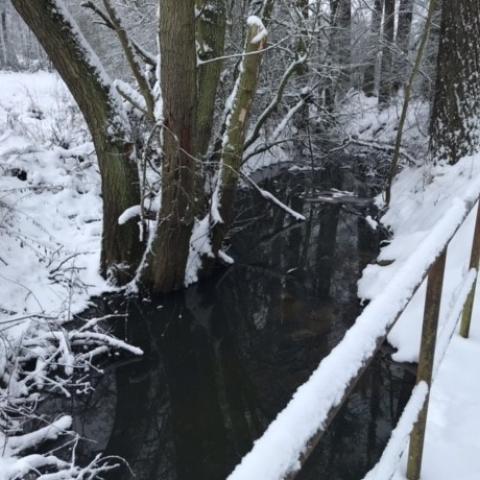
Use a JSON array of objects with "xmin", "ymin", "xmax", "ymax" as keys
[
  {"xmin": 378, "ymin": 0, "xmax": 395, "ymax": 105},
  {"xmin": 430, "ymin": 0, "xmax": 480, "ymax": 164},
  {"xmin": 362, "ymin": 0, "xmax": 382, "ymax": 96},
  {"xmin": 141, "ymin": 0, "xmax": 197, "ymax": 293},
  {"xmin": 11, "ymin": 0, "xmax": 143, "ymax": 283},
  {"xmin": 211, "ymin": 18, "xmax": 267, "ymax": 253}
]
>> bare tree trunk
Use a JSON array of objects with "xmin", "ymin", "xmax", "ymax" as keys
[
  {"xmin": 211, "ymin": 18, "xmax": 267, "ymax": 253},
  {"xmin": 0, "ymin": 0, "xmax": 18, "ymax": 69},
  {"xmin": 393, "ymin": 0, "xmax": 414, "ymax": 92},
  {"xmin": 195, "ymin": 0, "xmax": 226, "ymax": 158},
  {"xmin": 194, "ymin": 0, "xmax": 226, "ymax": 215},
  {"xmin": 363, "ymin": 0, "xmax": 382, "ymax": 96},
  {"xmin": 141, "ymin": 0, "xmax": 197, "ymax": 293},
  {"xmin": 294, "ymin": 0, "xmax": 311, "ymax": 130},
  {"xmin": 12, "ymin": 0, "xmax": 144, "ymax": 283},
  {"xmin": 378, "ymin": 0, "xmax": 395, "ymax": 105},
  {"xmin": 325, "ymin": 0, "xmax": 352, "ymax": 111},
  {"xmin": 421, "ymin": 0, "xmax": 442, "ymax": 99},
  {"xmin": 430, "ymin": 0, "xmax": 480, "ymax": 164},
  {"xmin": 397, "ymin": 0, "xmax": 413, "ymax": 54}
]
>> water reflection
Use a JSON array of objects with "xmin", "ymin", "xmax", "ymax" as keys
[{"xmin": 49, "ymin": 159, "xmax": 415, "ymax": 480}]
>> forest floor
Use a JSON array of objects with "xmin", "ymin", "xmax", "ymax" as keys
[{"xmin": 0, "ymin": 71, "xmax": 479, "ymax": 479}]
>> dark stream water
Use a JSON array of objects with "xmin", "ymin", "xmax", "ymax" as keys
[{"xmin": 41, "ymin": 158, "xmax": 415, "ymax": 480}]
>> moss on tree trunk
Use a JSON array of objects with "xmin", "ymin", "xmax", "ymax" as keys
[{"xmin": 11, "ymin": 0, "xmax": 144, "ymax": 283}]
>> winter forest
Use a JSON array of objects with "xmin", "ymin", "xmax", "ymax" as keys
[{"xmin": 1, "ymin": 0, "xmax": 480, "ymax": 479}]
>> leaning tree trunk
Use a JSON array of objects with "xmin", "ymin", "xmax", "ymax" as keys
[
  {"xmin": 11, "ymin": 0, "xmax": 144, "ymax": 283},
  {"xmin": 211, "ymin": 18, "xmax": 267, "ymax": 254},
  {"xmin": 141, "ymin": 0, "xmax": 197, "ymax": 293},
  {"xmin": 362, "ymin": 0, "xmax": 382, "ymax": 96},
  {"xmin": 378, "ymin": 0, "xmax": 395, "ymax": 105},
  {"xmin": 430, "ymin": 0, "xmax": 480, "ymax": 164}
]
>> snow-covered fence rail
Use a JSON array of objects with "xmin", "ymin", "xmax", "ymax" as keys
[{"xmin": 227, "ymin": 180, "xmax": 480, "ymax": 480}]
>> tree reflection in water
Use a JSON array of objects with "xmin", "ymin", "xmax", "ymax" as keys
[{"xmin": 41, "ymin": 159, "xmax": 415, "ymax": 480}]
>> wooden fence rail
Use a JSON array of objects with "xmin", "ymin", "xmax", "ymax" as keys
[{"xmin": 228, "ymin": 194, "xmax": 480, "ymax": 480}]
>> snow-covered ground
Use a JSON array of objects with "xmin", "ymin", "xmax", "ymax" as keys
[
  {"xmin": 359, "ymin": 157, "xmax": 480, "ymax": 480},
  {"xmin": 0, "ymin": 72, "xmax": 114, "ymax": 478},
  {"xmin": 0, "ymin": 72, "xmax": 108, "ymax": 319},
  {"xmin": 2, "ymin": 71, "xmax": 480, "ymax": 480}
]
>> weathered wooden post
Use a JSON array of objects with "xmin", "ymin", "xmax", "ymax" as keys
[
  {"xmin": 460, "ymin": 202, "xmax": 480, "ymax": 338},
  {"xmin": 406, "ymin": 248, "xmax": 447, "ymax": 480}
]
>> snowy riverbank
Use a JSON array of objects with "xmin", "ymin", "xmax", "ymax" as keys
[
  {"xmin": 2, "ymin": 71, "xmax": 480, "ymax": 480},
  {"xmin": 0, "ymin": 72, "xmax": 134, "ymax": 478},
  {"xmin": 359, "ymin": 156, "xmax": 480, "ymax": 479}
]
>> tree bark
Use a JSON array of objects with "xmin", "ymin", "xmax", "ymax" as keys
[
  {"xmin": 393, "ymin": 0, "xmax": 414, "ymax": 91},
  {"xmin": 195, "ymin": 0, "xmax": 226, "ymax": 158},
  {"xmin": 362, "ymin": 0, "xmax": 382, "ymax": 96},
  {"xmin": 430, "ymin": 0, "xmax": 480, "ymax": 164},
  {"xmin": 141, "ymin": 0, "xmax": 197, "ymax": 293},
  {"xmin": 11, "ymin": 0, "xmax": 144, "ymax": 283},
  {"xmin": 211, "ymin": 18, "xmax": 267, "ymax": 254},
  {"xmin": 0, "ymin": 0, "xmax": 18, "ymax": 69},
  {"xmin": 378, "ymin": 0, "xmax": 395, "ymax": 105},
  {"xmin": 325, "ymin": 0, "xmax": 352, "ymax": 110}
]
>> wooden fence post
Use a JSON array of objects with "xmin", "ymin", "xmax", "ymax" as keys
[
  {"xmin": 407, "ymin": 248, "xmax": 447, "ymax": 480},
  {"xmin": 460, "ymin": 202, "xmax": 480, "ymax": 338}
]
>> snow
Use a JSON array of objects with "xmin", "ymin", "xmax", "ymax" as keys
[
  {"xmin": 246, "ymin": 16, "xmax": 268, "ymax": 45},
  {"xmin": 118, "ymin": 204, "xmax": 141, "ymax": 225},
  {"xmin": 363, "ymin": 382, "xmax": 429, "ymax": 480},
  {"xmin": 0, "ymin": 71, "xmax": 117, "ymax": 477},
  {"xmin": 359, "ymin": 156, "xmax": 480, "ymax": 362},
  {"xmin": 355, "ymin": 155, "xmax": 480, "ymax": 480},
  {"xmin": 365, "ymin": 215, "xmax": 378, "ymax": 230},
  {"xmin": 184, "ymin": 215, "xmax": 214, "ymax": 286},
  {"xmin": 0, "ymin": 72, "xmax": 110, "ymax": 324},
  {"xmin": 339, "ymin": 90, "xmax": 429, "ymax": 161},
  {"xmin": 228, "ymin": 157, "xmax": 480, "ymax": 480},
  {"xmin": 4, "ymin": 416, "xmax": 72, "ymax": 455},
  {"xmin": 218, "ymin": 249, "xmax": 234, "ymax": 264},
  {"xmin": 258, "ymin": 188, "xmax": 306, "ymax": 221}
]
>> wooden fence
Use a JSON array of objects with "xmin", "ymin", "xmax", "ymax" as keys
[{"xmin": 228, "ymin": 194, "xmax": 480, "ymax": 480}]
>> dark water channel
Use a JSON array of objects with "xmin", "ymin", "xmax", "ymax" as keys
[{"xmin": 45, "ymin": 158, "xmax": 415, "ymax": 480}]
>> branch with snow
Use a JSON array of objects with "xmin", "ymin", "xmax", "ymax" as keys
[
  {"xmin": 244, "ymin": 55, "xmax": 308, "ymax": 152},
  {"xmin": 0, "ymin": 310, "xmax": 142, "ymax": 479},
  {"xmin": 238, "ymin": 168, "xmax": 306, "ymax": 221}
]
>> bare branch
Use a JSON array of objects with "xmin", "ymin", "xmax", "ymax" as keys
[
  {"xmin": 244, "ymin": 54, "xmax": 307, "ymax": 151},
  {"xmin": 100, "ymin": 0, "xmax": 155, "ymax": 121},
  {"xmin": 81, "ymin": 1, "xmax": 157, "ymax": 68}
]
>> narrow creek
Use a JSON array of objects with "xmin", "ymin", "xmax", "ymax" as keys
[{"xmin": 40, "ymin": 156, "xmax": 415, "ymax": 479}]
